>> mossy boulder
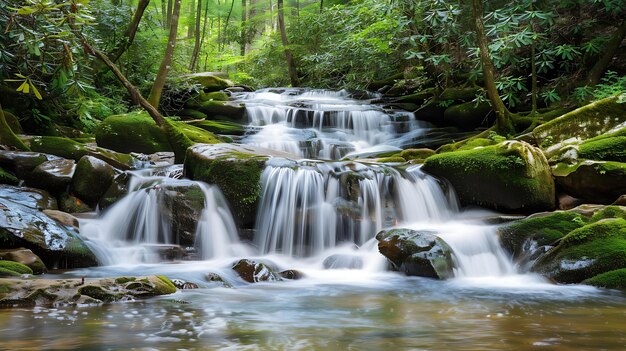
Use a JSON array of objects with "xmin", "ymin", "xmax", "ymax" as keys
[
  {"xmin": 98, "ymin": 172, "xmax": 130, "ymax": 210},
  {"xmin": 532, "ymin": 94, "xmax": 626, "ymax": 150},
  {"xmin": 531, "ymin": 218, "xmax": 626, "ymax": 284},
  {"xmin": 26, "ymin": 159, "xmax": 75, "ymax": 193},
  {"xmin": 376, "ymin": 228, "xmax": 455, "ymax": 279},
  {"xmin": 27, "ymin": 136, "xmax": 137, "ymax": 170},
  {"xmin": 0, "ymin": 248, "xmax": 46, "ymax": 274},
  {"xmin": 423, "ymin": 140, "xmax": 555, "ymax": 213},
  {"xmin": 0, "ymin": 167, "xmax": 18, "ymax": 185},
  {"xmin": 177, "ymin": 109, "xmax": 208, "ymax": 120},
  {"xmin": 0, "ymin": 185, "xmax": 97, "ymax": 269},
  {"xmin": 443, "ymin": 101, "xmax": 493, "ymax": 131},
  {"xmin": 400, "ymin": 148, "xmax": 436, "ymax": 161},
  {"xmin": 552, "ymin": 160, "xmax": 626, "ymax": 203},
  {"xmin": 186, "ymin": 101, "xmax": 247, "ymax": 123},
  {"xmin": 582, "ymin": 269, "xmax": 626, "ymax": 289},
  {"xmin": 232, "ymin": 259, "xmax": 282, "ymax": 283},
  {"xmin": 184, "ymin": 144, "xmax": 269, "ymax": 228},
  {"xmin": 2, "ymin": 110, "xmax": 23, "ymax": 134},
  {"xmin": 189, "ymin": 120, "xmax": 246, "ymax": 136},
  {"xmin": 376, "ymin": 156, "xmax": 406, "ymax": 163},
  {"xmin": 95, "ymin": 112, "xmax": 220, "ymax": 155},
  {"xmin": 0, "ymin": 260, "xmax": 33, "ymax": 276},
  {"xmin": 0, "ymin": 275, "xmax": 176, "ymax": 307},
  {"xmin": 578, "ymin": 129, "xmax": 626, "ymax": 163},
  {"xmin": 184, "ymin": 73, "xmax": 232, "ymax": 92},
  {"xmin": 198, "ymin": 91, "xmax": 230, "ymax": 102},
  {"xmin": 71, "ymin": 156, "xmax": 117, "ymax": 207}
]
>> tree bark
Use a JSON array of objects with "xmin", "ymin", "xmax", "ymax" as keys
[
  {"xmin": 471, "ymin": 0, "xmax": 512, "ymax": 134},
  {"xmin": 277, "ymin": 0, "xmax": 299, "ymax": 86},
  {"xmin": 0, "ymin": 105, "xmax": 30, "ymax": 151},
  {"xmin": 187, "ymin": 0, "xmax": 196, "ymax": 39},
  {"xmin": 586, "ymin": 19, "xmax": 626, "ymax": 86},
  {"xmin": 320, "ymin": 0, "xmax": 323, "ymax": 13},
  {"xmin": 224, "ymin": 0, "xmax": 236, "ymax": 52},
  {"xmin": 189, "ymin": 0, "xmax": 203, "ymax": 70},
  {"xmin": 148, "ymin": 0, "xmax": 182, "ymax": 109},
  {"xmin": 240, "ymin": 0, "xmax": 247, "ymax": 56},
  {"xmin": 109, "ymin": 0, "xmax": 150, "ymax": 63},
  {"xmin": 161, "ymin": 0, "xmax": 166, "ymax": 27},
  {"xmin": 166, "ymin": 0, "xmax": 173, "ymax": 27}
]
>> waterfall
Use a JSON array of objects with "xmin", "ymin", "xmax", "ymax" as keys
[
  {"xmin": 254, "ymin": 159, "xmax": 457, "ymax": 257},
  {"xmin": 80, "ymin": 169, "xmax": 247, "ymax": 265}
]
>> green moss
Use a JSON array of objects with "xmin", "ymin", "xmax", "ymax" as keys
[
  {"xmin": 400, "ymin": 148, "xmax": 435, "ymax": 161},
  {"xmin": 0, "ymin": 260, "xmax": 33, "ymax": 275},
  {"xmin": 95, "ymin": 112, "xmax": 171, "ymax": 154},
  {"xmin": 0, "ymin": 283, "xmax": 12, "ymax": 293},
  {"xmin": 560, "ymin": 218, "xmax": 626, "ymax": 246},
  {"xmin": 0, "ymin": 267, "xmax": 21, "ymax": 277},
  {"xmin": 377, "ymin": 156, "xmax": 406, "ymax": 163},
  {"xmin": 2, "ymin": 110, "xmax": 23, "ymax": 134},
  {"xmin": 0, "ymin": 167, "xmax": 19, "ymax": 185},
  {"xmin": 579, "ymin": 136, "xmax": 626, "ymax": 162},
  {"xmin": 171, "ymin": 121, "xmax": 220, "ymax": 144},
  {"xmin": 177, "ymin": 109, "xmax": 208, "ymax": 120},
  {"xmin": 199, "ymin": 91, "xmax": 229, "ymax": 102},
  {"xmin": 114, "ymin": 277, "xmax": 136, "ymax": 284},
  {"xmin": 155, "ymin": 275, "xmax": 177, "ymax": 294},
  {"xmin": 78, "ymin": 285, "xmax": 117, "ymax": 302},
  {"xmin": 583, "ymin": 268, "xmax": 626, "ymax": 289},
  {"xmin": 186, "ymin": 74, "xmax": 231, "ymax": 91},
  {"xmin": 590, "ymin": 206, "xmax": 626, "ymax": 222},
  {"xmin": 189, "ymin": 120, "xmax": 246, "ymax": 135}
]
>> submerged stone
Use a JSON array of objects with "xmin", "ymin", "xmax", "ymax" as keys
[{"xmin": 232, "ymin": 259, "xmax": 282, "ymax": 283}]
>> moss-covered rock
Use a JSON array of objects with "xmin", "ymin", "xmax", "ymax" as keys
[
  {"xmin": 0, "ymin": 260, "xmax": 33, "ymax": 276},
  {"xmin": 58, "ymin": 192, "xmax": 92, "ymax": 214},
  {"xmin": 578, "ymin": 130, "xmax": 626, "ymax": 163},
  {"xmin": 188, "ymin": 101, "xmax": 247, "ymax": 123},
  {"xmin": 531, "ymin": 218, "xmax": 626, "ymax": 283},
  {"xmin": 400, "ymin": 148, "xmax": 436, "ymax": 161},
  {"xmin": 423, "ymin": 140, "xmax": 555, "ymax": 213},
  {"xmin": 0, "ymin": 167, "xmax": 18, "ymax": 185},
  {"xmin": 27, "ymin": 136, "xmax": 137, "ymax": 170},
  {"xmin": 582, "ymin": 268, "xmax": 626, "ymax": 289},
  {"xmin": 0, "ymin": 185, "xmax": 97, "ymax": 269},
  {"xmin": 552, "ymin": 160, "xmax": 626, "ymax": 203},
  {"xmin": 0, "ymin": 275, "xmax": 176, "ymax": 307},
  {"xmin": 184, "ymin": 73, "xmax": 232, "ymax": 92},
  {"xmin": 189, "ymin": 120, "xmax": 246, "ymax": 136},
  {"xmin": 198, "ymin": 91, "xmax": 230, "ymax": 102},
  {"xmin": 0, "ymin": 248, "xmax": 46, "ymax": 274},
  {"xmin": 2, "ymin": 110, "xmax": 23, "ymax": 134},
  {"xmin": 177, "ymin": 109, "xmax": 208, "ymax": 120},
  {"xmin": 26, "ymin": 159, "xmax": 75, "ymax": 193},
  {"xmin": 95, "ymin": 112, "xmax": 219, "ymax": 155},
  {"xmin": 443, "ymin": 101, "xmax": 493, "ymax": 131},
  {"xmin": 184, "ymin": 144, "xmax": 269, "ymax": 227},
  {"xmin": 98, "ymin": 172, "xmax": 130, "ymax": 210},
  {"xmin": 71, "ymin": 156, "xmax": 116, "ymax": 207},
  {"xmin": 376, "ymin": 228, "xmax": 455, "ymax": 279},
  {"xmin": 532, "ymin": 94, "xmax": 626, "ymax": 150},
  {"xmin": 376, "ymin": 156, "xmax": 406, "ymax": 163}
]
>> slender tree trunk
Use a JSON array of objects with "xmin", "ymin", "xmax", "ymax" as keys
[
  {"xmin": 161, "ymin": 0, "xmax": 166, "ymax": 27},
  {"xmin": 199, "ymin": 0, "xmax": 210, "ymax": 65},
  {"xmin": 247, "ymin": 0, "xmax": 260, "ymax": 53},
  {"xmin": 530, "ymin": 2, "xmax": 538, "ymax": 116},
  {"xmin": 471, "ymin": 0, "xmax": 512, "ymax": 134},
  {"xmin": 224, "ymin": 0, "xmax": 236, "ymax": 52},
  {"xmin": 166, "ymin": 0, "xmax": 173, "ymax": 27},
  {"xmin": 240, "ymin": 0, "xmax": 247, "ymax": 56},
  {"xmin": 217, "ymin": 0, "xmax": 222, "ymax": 52},
  {"xmin": 109, "ymin": 0, "xmax": 150, "ymax": 63},
  {"xmin": 320, "ymin": 0, "xmax": 323, "ymax": 13},
  {"xmin": 277, "ymin": 0, "xmax": 299, "ymax": 86},
  {"xmin": 187, "ymin": 0, "xmax": 196, "ymax": 39},
  {"xmin": 586, "ymin": 19, "xmax": 626, "ymax": 86},
  {"xmin": 189, "ymin": 0, "xmax": 203, "ymax": 70},
  {"xmin": 148, "ymin": 0, "xmax": 182, "ymax": 109},
  {"xmin": 0, "ymin": 105, "xmax": 29, "ymax": 151}
]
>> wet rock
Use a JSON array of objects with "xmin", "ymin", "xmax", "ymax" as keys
[
  {"xmin": 612, "ymin": 195, "xmax": 626, "ymax": 206},
  {"xmin": 232, "ymin": 259, "xmax": 282, "ymax": 283},
  {"xmin": 58, "ymin": 192, "xmax": 92, "ymax": 214},
  {"xmin": 159, "ymin": 182, "xmax": 206, "ymax": 246},
  {"xmin": 0, "ymin": 275, "xmax": 176, "ymax": 307},
  {"xmin": 43, "ymin": 209, "xmax": 79, "ymax": 228},
  {"xmin": 0, "ymin": 248, "xmax": 47, "ymax": 274},
  {"xmin": 323, "ymin": 254, "xmax": 364, "ymax": 270},
  {"xmin": 205, "ymin": 272, "xmax": 232, "ymax": 287},
  {"xmin": 552, "ymin": 160, "xmax": 626, "ymax": 204},
  {"xmin": 98, "ymin": 172, "xmax": 130, "ymax": 210},
  {"xmin": 27, "ymin": 158, "xmax": 75, "ymax": 193},
  {"xmin": 171, "ymin": 279, "xmax": 199, "ymax": 289},
  {"xmin": 423, "ymin": 140, "xmax": 555, "ymax": 213},
  {"xmin": 0, "ymin": 150, "xmax": 58, "ymax": 179},
  {"xmin": 71, "ymin": 156, "xmax": 116, "ymax": 207},
  {"xmin": 0, "ymin": 185, "xmax": 97, "ymax": 269},
  {"xmin": 278, "ymin": 270, "xmax": 305, "ymax": 280},
  {"xmin": 376, "ymin": 228, "xmax": 454, "ymax": 279},
  {"xmin": 0, "ymin": 184, "xmax": 57, "ymax": 210},
  {"xmin": 141, "ymin": 244, "xmax": 186, "ymax": 261}
]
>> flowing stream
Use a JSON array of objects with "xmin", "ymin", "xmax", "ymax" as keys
[{"xmin": 2, "ymin": 89, "xmax": 624, "ymax": 350}]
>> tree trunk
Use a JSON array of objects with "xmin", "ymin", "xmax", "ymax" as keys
[
  {"xmin": 187, "ymin": 0, "xmax": 196, "ymax": 39},
  {"xmin": 148, "ymin": 0, "xmax": 182, "ymax": 109},
  {"xmin": 166, "ymin": 0, "xmax": 173, "ymax": 27},
  {"xmin": 224, "ymin": 0, "xmax": 235, "ymax": 52},
  {"xmin": 586, "ymin": 19, "xmax": 626, "ymax": 86},
  {"xmin": 189, "ymin": 0, "xmax": 203, "ymax": 70},
  {"xmin": 109, "ymin": 0, "xmax": 150, "ymax": 63},
  {"xmin": 0, "ymin": 105, "xmax": 29, "ymax": 151},
  {"xmin": 161, "ymin": 0, "xmax": 166, "ymax": 27},
  {"xmin": 320, "ymin": 0, "xmax": 323, "ymax": 13},
  {"xmin": 277, "ymin": 0, "xmax": 299, "ymax": 86},
  {"xmin": 240, "ymin": 0, "xmax": 247, "ymax": 56},
  {"xmin": 471, "ymin": 0, "xmax": 512, "ymax": 134}
]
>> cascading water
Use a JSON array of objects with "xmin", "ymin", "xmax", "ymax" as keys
[
  {"xmin": 235, "ymin": 88, "xmax": 423, "ymax": 159},
  {"xmin": 79, "ymin": 167, "xmax": 248, "ymax": 265}
]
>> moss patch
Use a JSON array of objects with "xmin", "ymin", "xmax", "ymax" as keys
[
  {"xmin": 189, "ymin": 120, "xmax": 246, "ymax": 135},
  {"xmin": 0, "ymin": 260, "xmax": 33, "ymax": 275},
  {"xmin": 376, "ymin": 156, "xmax": 406, "ymax": 163},
  {"xmin": 0, "ymin": 167, "xmax": 19, "ymax": 185},
  {"xmin": 583, "ymin": 268, "xmax": 626, "ymax": 289},
  {"xmin": 155, "ymin": 275, "xmax": 177, "ymax": 294},
  {"xmin": 578, "ymin": 135, "xmax": 626, "ymax": 162}
]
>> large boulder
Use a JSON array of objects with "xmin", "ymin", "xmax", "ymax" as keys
[
  {"xmin": 423, "ymin": 140, "xmax": 555, "ymax": 213},
  {"xmin": 0, "ymin": 185, "xmax": 97, "ymax": 268},
  {"xmin": 0, "ymin": 150, "xmax": 58, "ymax": 179},
  {"xmin": 160, "ymin": 181, "xmax": 207, "ymax": 246},
  {"xmin": 186, "ymin": 100, "xmax": 247, "ymax": 123},
  {"xmin": 26, "ymin": 136, "xmax": 138, "ymax": 170},
  {"xmin": 71, "ymin": 156, "xmax": 117, "ymax": 207},
  {"xmin": 95, "ymin": 112, "xmax": 220, "ymax": 154},
  {"xmin": 184, "ymin": 144, "xmax": 271, "ymax": 227},
  {"xmin": 27, "ymin": 158, "xmax": 75, "ymax": 193},
  {"xmin": 183, "ymin": 72, "xmax": 232, "ymax": 92},
  {"xmin": 376, "ymin": 228, "xmax": 454, "ymax": 279},
  {"xmin": 533, "ymin": 94, "xmax": 626, "ymax": 151},
  {"xmin": 552, "ymin": 160, "xmax": 626, "ymax": 204},
  {"xmin": 0, "ymin": 275, "xmax": 176, "ymax": 307}
]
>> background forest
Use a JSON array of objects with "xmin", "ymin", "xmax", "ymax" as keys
[{"xmin": 0, "ymin": 0, "xmax": 625, "ymax": 135}]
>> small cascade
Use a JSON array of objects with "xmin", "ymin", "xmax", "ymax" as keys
[
  {"xmin": 254, "ymin": 159, "xmax": 457, "ymax": 256},
  {"xmin": 80, "ymin": 168, "xmax": 246, "ymax": 265},
  {"xmin": 235, "ymin": 88, "xmax": 424, "ymax": 159}
]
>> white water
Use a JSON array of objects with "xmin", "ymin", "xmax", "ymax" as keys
[{"xmin": 235, "ymin": 88, "xmax": 424, "ymax": 159}]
